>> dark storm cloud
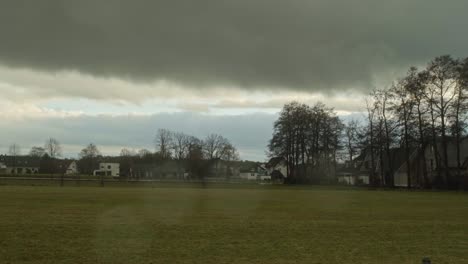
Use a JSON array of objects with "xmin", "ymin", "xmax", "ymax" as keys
[{"xmin": 1, "ymin": 0, "xmax": 467, "ymax": 91}]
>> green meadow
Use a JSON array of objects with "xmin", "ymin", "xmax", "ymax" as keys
[{"xmin": 0, "ymin": 185, "xmax": 467, "ymax": 264}]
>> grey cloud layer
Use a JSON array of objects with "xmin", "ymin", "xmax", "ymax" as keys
[{"xmin": 1, "ymin": 0, "xmax": 468, "ymax": 92}]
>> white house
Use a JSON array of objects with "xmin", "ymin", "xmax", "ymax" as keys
[
  {"xmin": 0, "ymin": 155, "xmax": 40, "ymax": 174},
  {"xmin": 265, "ymin": 157, "xmax": 288, "ymax": 181},
  {"xmin": 240, "ymin": 170, "xmax": 258, "ymax": 180},
  {"xmin": 94, "ymin": 163, "xmax": 120, "ymax": 177},
  {"xmin": 56, "ymin": 160, "xmax": 79, "ymax": 175},
  {"xmin": 337, "ymin": 173, "xmax": 370, "ymax": 185},
  {"xmin": 258, "ymin": 174, "xmax": 271, "ymax": 181}
]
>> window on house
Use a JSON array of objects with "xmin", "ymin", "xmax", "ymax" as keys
[{"xmin": 108, "ymin": 165, "xmax": 111, "ymax": 169}]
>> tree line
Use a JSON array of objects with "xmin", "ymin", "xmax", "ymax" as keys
[
  {"xmin": 118, "ymin": 129, "xmax": 240, "ymax": 178},
  {"xmin": 5, "ymin": 130, "xmax": 239, "ymax": 178},
  {"xmin": 361, "ymin": 55, "xmax": 468, "ymax": 189},
  {"xmin": 268, "ymin": 102, "xmax": 343, "ymax": 184},
  {"xmin": 269, "ymin": 55, "xmax": 467, "ymax": 189}
]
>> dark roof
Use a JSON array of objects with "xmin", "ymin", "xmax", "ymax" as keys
[
  {"xmin": 336, "ymin": 166, "xmax": 360, "ymax": 175},
  {"xmin": 353, "ymin": 151, "xmax": 366, "ymax": 162},
  {"xmin": 271, "ymin": 169, "xmax": 285, "ymax": 179},
  {"xmin": 266, "ymin": 157, "xmax": 285, "ymax": 168},
  {"xmin": 0, "ymin": 155, "xmax": 41, "ymax": 167},
  {"xmin": 55, "ymin": 160, "xmax": 75, "ymax": 173},
  {"xmin": 462, "ymin": 158, "xmax": 468, "ymax": 170},
  {"xmin": 388, "ymin": 147, "xmax": 419, "ymax": 172}
]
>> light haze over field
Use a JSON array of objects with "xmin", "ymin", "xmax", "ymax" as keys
[{"xmin": 1, "ymin": 0, "xmax": 468, "ymax": 160}]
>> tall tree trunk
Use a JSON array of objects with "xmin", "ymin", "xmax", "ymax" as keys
[
  {"xmin": 440, "ymin": 107, "xmax": 450, "ymax": 188},
  {"xmin": 369, "ymin": 121, "xmax": 376, "ymax": 187},
  {"xmin": 429, "ymin": 101, "xmax": 441, "ymax": 187},
  {"xmin": 404, "ymin": 121, "xmax": 411, "ymax": 189},
  {"xmin": 417, "ymin": 104, "xmax": 429, "ymax": 188},
  {"xmin": 383, "ymin": 115, "xmax": 393, "ymax": 187}
]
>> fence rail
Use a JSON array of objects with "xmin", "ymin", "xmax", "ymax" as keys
[{"xmin": 0, "ymin": 176, "xmax": 272, "ymax": 187}]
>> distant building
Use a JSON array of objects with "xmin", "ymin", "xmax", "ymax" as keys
[
  {"xmin": 344, "ymin": 137, "xmax": 468, "ymax": 188},
  {"xmin": 206, "ymin": 158, "xmax": 240, "ymax": 179},
  {"xmin": 336, "ymin": 152, "xmax": 370, "ymax": 186},
  {"xmin": 0, "ymin": 155, "xmax": 40, "ymax": 174},
  {"xmin": 265, "ymin": 157, "xmax": 287, "ymax": 181},
  {"xmin": 133, "ymin": 160, "xmax": 186, "ymax": 179},
  {"xmin": 391, "ymin": 138, "xmax": 468, "ymax": 188},
  {"xmin": 56, "ymin": 160, "xmax": 78, "ymax": 175},
  {"xmin": 131, "ymin": 159, "xmax": 241, "ymax": 180},
  {"xmin": 239, "ymin": 163, "xmax": 270, "ymax": 181},
  {"xmin": 94, "ymin": 163, "xmax": 120, "ymax": 177},
  {"xmin": 239, "ymin": 169, "xmax": 257, "ymax": 180}
]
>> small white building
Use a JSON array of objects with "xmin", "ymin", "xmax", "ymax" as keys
[
  {"xmin": 0, "ymin": 155, "xmax": 40, "ymax": 174},
  {"xmin": 258, "ymin": 175, "xmax": 271, "ymax": 181},
  {"xmin": 67, "ymin": 161, "xmax": 78, "ymax": 175},
  {"xmin": 57, "ymin": 160, "xmax": 78, "ymax": 175},
  {"xmin": 337, "ymin": 174, "xmax": 369, "ymax": 185},
  {"xmin": 265, "ymin": 157, "xmax": 288, "ymax": 181},
  {"xmin": 240, "ymin": 170, "xmax": 258, "ymax": 180},
  {"xmin": 94, "ymin": 163, "xmax": 120, "ymax": 177}
]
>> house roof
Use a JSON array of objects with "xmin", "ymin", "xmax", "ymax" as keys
[
  {"xmin": 0, "ymin": 155, "xmax": 41, "ymax": 167},
  {"xmin": 266, "ymin": 157, "xmax": 285, "ymax": 168},
  {"xmin": 336, "ymin": 165, "xmax": 360, "ymax": 175},
  {"xmin": 270, "ymin": 169, "xmax": 285, "ymax": 179},
  {"xmin": 55, "ymin": 160, "xmax": 76, "ymax": 173}
]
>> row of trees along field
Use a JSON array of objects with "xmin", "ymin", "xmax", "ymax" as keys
[
  {"xmin": 5, "ymin": 138, "xmax": 63, "ymax": 174},
  {"xmin": 362, "ymin": 55, "xmax": 468, "ymax": 189},
  {"xmin": 6, "ymin": 130, "xmax": 239, "ymax": 178},
  {"xmin": 268, "ymin": 55, "xmax": 467, "ymax": 188},
  {"xmin": 118, "ymin": 129, "xmax": 240, "ymax": 178}
]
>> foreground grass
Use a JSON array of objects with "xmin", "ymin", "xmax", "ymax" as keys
[{"xmin": 0, "ymin": 186, "xmax": 467, "ymax": 264}]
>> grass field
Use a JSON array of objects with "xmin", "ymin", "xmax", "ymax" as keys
[{"xmin": 0, "ymin": 185, "xmax": 467, "ymax": 264}]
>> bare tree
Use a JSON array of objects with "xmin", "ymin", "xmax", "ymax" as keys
[
  {"xmin": 120, "ymin": 148, "xmax": 136, "ymax": 178},
  {"xmin": 393, "ymin": 77, "xmax": 415, "ymax": 189},
  {"xmin": 173, "ymin": 132, "xmax": 190, "ymax": 160},
  {"xmin": 269, "ymin": 102, "xmax": 342, "ymax": 183},
  {"xmin": 373, "ymin": 88, "xmax": 399, "ymax": 187},
  {"xmin": 203, "ymin": 134, "xmax": 227, "ymax": 160},
  {"xmin": 44, "ymin": 138, "xmax": 62, "ymax": 158},
  {"xmin": 220, "ymin": 142, "xmax": 240, "ymax": 162},
  {"xmin": 78, "ymin": 143, "xmax": 101, "ymax": 175},
  {"xmin": 120, "ymin": 148, "xmax": 136, "ymax": 157},
  {"xmin": 155, "ymin": 129, "xmax": 173, "ymax": 159},
  {"xmin": 406, "ymin": 67, "xmax": 431, "ymax": 187},
  {"xmin": 171, "ymin": 132, "xmax": 190, "ymax": 179},
  {"xmin": 8, "ymin": 144, "xmax": 21, "ymax": 156},
  {"xmin": 186, "ymin": 136, "xmax": 205, "ymax": 179},
  {"xmin": 365, "ymin": 97, "xmax": 378, "ymax": 186},
  {"xmin": 29, "ymin": 146, "xmax": 46, "ymax": 158},
  {"xmin": 425, "ymin": 55, "xmax": 459, "ymax": 187},
  {"xmin": 138, "ymin": 149, "xmax": 152, "ymax": 158},
  {"xmin": 79, "ymin": 143, "xmax": 100, "ymax": 159},
  {"xmin": 8, "ymin": 144, "xmax": 21, "ymax": 174},
  {"xmin": 344, "ymin": 120, "xmax": 359, "ymax": 162}
]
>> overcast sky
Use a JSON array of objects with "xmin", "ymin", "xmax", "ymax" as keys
[{"xmin": 1, "ymin": 1, "xmax": 468, "ymax": 160}]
